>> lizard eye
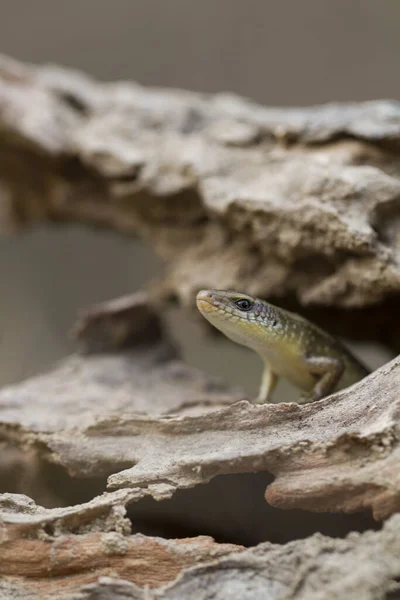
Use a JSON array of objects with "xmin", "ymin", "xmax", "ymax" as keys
[{"xmin": 234, "ymin": 298, "xmax": 254, "ymax": 311}]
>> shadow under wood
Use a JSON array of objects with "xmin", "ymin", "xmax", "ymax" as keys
[
  {"xmin": 0, "ymin": 446, "xmax": 380, "ymax": 546},
  {"xmin": 0, "ymin": 444, "xmax": 107, "ymax": 508},
  {"xmin": 270, "ymin": 293, "xmax": 400, "ymax": 354},
  {"xmin": 127, "ymin": 472, "xmax": 380, "ymax": 547}
]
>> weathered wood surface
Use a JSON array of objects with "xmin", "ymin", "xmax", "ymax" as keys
[
  {"xmin": 1, "ymin": 54, "xmax": 400, "ymax": 599},
  {"xmin": 1, "ymin": 494, "xmax": 400, "ymax": 600},
  {"xmin": 0, "ymin": 291, "xmax": 399, "ymax": 599},
  {"xmin": 1, "ymin": 53, "xmax": 400, "ymax": 317}
]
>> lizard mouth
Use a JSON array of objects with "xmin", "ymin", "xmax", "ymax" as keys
[{"xmin": 196, "ymin": 290, "xmax": 215, "ymax": 314}]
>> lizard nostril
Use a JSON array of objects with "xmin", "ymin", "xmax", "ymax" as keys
[
  {"xmin": 196, "ymin": 290, "xmax": 215, "ymax": 313},
  {"xmin": 196, "ymin": 290, "xmax": 211, "ymax": 301}
]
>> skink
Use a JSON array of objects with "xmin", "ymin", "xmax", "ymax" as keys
[{"xmin": 196, "ymin": 289, "xmax": 369, "ymax": 404}]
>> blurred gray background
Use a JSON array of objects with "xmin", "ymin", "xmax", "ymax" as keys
[{"xmin": 0, "ymin": 0, "xmax": 396, "ymax": 395}]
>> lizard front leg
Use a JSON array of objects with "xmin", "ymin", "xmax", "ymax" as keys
[
  {"xmin": 299, "ymin": 356, "xmax": 344, "ymax": 404},
  {"xmin": 255, "ymin": 363, "xmax": 278, "ymax": 404}
]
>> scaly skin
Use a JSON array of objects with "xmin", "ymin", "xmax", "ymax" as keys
[{"xmin": 196, "ymin": 289, "xmax": 369, "ymax": 404}]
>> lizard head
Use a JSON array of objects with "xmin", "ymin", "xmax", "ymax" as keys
[{"xmin": 196, "ymin": 289, "xmax": 282, "ymax": 352}]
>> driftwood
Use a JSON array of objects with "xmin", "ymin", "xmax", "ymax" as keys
[
  {"xmin": 1, "ymin": 492, "xmax": 400, "ymax": 600},
  {"xmin": 1, "ymin": 54, "xmax": 400, "ymax": 599}
]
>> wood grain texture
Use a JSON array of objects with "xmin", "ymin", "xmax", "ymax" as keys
[
  {"xmin": 1, "ymin": 54, "xmax": 400, "ymax": 599},
  {"xmin": 1, "ymin": 54, "xmax": 400, "ymax": 316}
]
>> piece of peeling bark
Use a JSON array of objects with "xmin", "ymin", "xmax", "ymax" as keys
[
  {"xmin": 2, "ymin": 53, "xmax": 400, "ymax": 600},
  {"xmin": 71, "ymin": 291, "xmax": 166, "ymax": 353},
  {"xmin": 0, "ymin": 293, "xmax": 399, "ymax": 520},
  {"xmin": 73, "ymin": 514, "xmax": 400, "ymax": 600},
  {"xmin": 1, "ymin": 493, "xmax": 399, "ymax": 600},
  {"xmin": 0, "ymin": 494, "xmax": 241, "ymax": 600},
  {"xmin": 1, "ymin": 54, "xmax": 400, "ymax": 324}
]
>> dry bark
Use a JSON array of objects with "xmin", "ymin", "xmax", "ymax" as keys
[
  {"xmin": 75, "ymin": 515, "xmax": 400, "ymax": 600},
  {"xmin": 0, "ymin": 292, "xmax": 399, "ymax": 598},
  {"xmin": 0, "ymin": 292, "xmax": 397, "ymax": 519},
  {"xmin": 1, "ymin": 54, "xmax": 400, "ymax": 325},
  {"xmin": 0, "ymin": 492, "xmax": 241, "ymax": 599},
  {"xmin": 1, "ymin": 493, "xmax": 400, "ymax": 600},
  {"xmin": 1, "ymin": 54, "xmax": 400, "ymax": 598}
]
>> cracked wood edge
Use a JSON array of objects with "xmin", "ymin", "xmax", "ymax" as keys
[
  {"xmin": 1, "ymin": 54, "xmax": 400, "ymax": 600},
  {"xmin": 90, "ymin": 355, "xmax": 400, "ymax": 519},
  {"xmin": 0, "ymin": 286, "xmax": 398, "ymax": 600},
  {"xmin": 0, "ymin": 289, "xmax": 399, "ymax": 519},
  {"xmin": 1, "ymin": 493, "xmax": 400, "ymax": 600},
  {"xmin": 0, "ymin": 293, "xmax": 398, "ymax": 520},
  {"xmin": 0, "ymin": 493, "xmax": 241, "ymax": 600},
  {"xmin": 74, "ymin": 514, "xmax": 400, "ymax": 600}
]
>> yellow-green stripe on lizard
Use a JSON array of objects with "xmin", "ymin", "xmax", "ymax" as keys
[{"xmin": 196, "ymin": 289, "xmax": 369, "ymax": 404}]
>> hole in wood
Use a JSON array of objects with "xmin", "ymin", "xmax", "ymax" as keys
[
  {"xmin": 127, "ymin": 473, "xmax": 380, "ymax": 547},
  {"xmin": 0, "ymin": 443, "xmax": 107, "ymax": 509}
]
